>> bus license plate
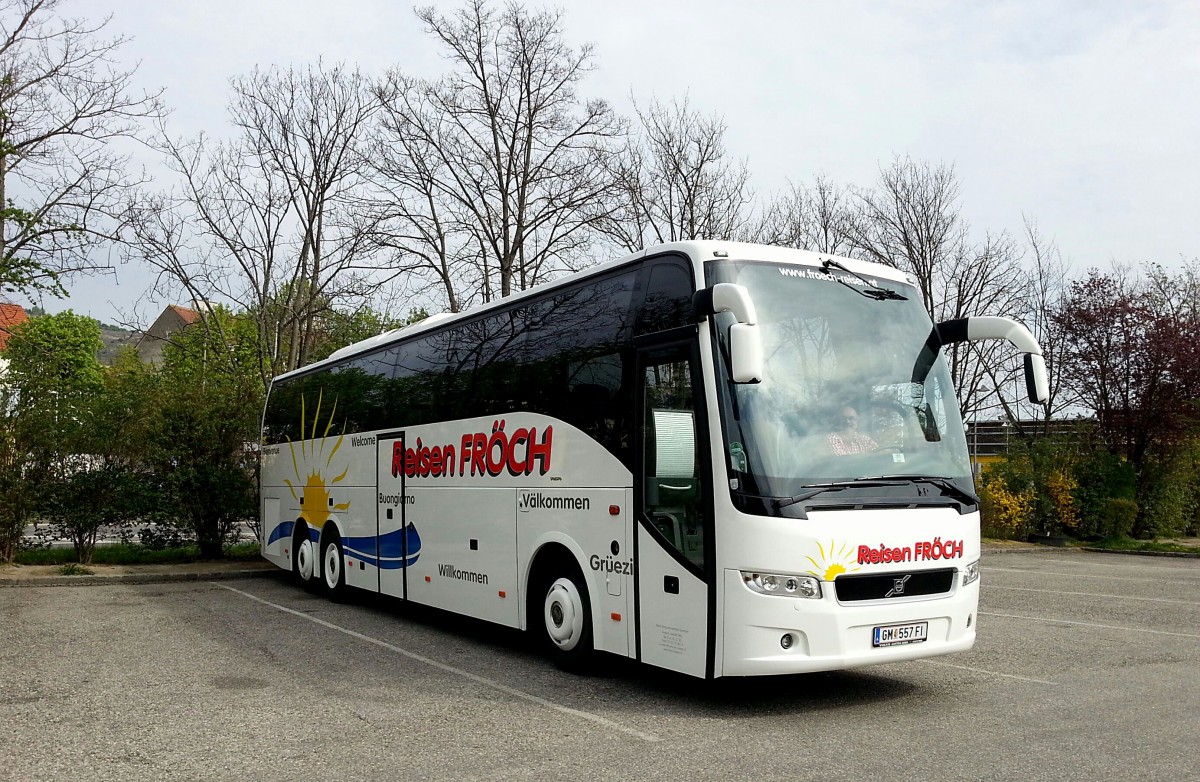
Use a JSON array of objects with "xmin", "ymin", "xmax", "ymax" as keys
[{"xmin": 872, "ymin": 621, "xmax": 928, "ymax": 647}]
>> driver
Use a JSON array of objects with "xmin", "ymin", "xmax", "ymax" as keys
[{"xmin": 827, "ymin": 405, "xmax": 877, "ymax": 455}]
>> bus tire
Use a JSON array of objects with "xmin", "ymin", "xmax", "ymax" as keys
[
  {"xmin": 321, "ymin": 529, "xmax": 348, "ymax": 602},
  {"xmin": 531, "ymin": 559, "xmax": 594, "ymax": 673},
  {"xmin": 292, "ymin": 523, "xmax": 318, "ymax": 590}
]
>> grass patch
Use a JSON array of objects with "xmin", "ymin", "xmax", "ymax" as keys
[
  {"xmin": 15, "ymin": 542, "xmax": 261, "ymax": 566},
  {"xmin": 58, "ymin": 563, "xmax": 94, "ymax": 576},
  {"xmin": 1084, "ymin": 537, "xmax": 1199, "ymax": 554}
]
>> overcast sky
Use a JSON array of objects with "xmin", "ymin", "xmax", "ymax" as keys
[{"xmin": 30, "ymin": 0, "xmax": 1200, "ymax": 326}]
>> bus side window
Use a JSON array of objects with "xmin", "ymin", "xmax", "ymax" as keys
[
  {"xmin": 643, "ymin": 358, "xmax": 703, "ymax": 569},
  {"xmin": 637, "ymin": 262, "xmax": 694, "ymax": 335}
]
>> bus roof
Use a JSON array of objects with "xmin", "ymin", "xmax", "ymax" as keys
[{"xmin": 273, "ymin": 241, "xmax": 914, "ymax": 383}]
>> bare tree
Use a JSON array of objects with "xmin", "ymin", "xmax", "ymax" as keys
[
  {"xmin": 365, "ymin": 71, "xmax": 477, "ymax": 314},
  {"xmin": 368, "ymin": 0, "xmax": 625, "ymax": 310},
  {"xmin": 848, "ymin": 156, "xmax": 1025, "ymax": 421},
  {"xmin": 228, "ymin": 61, "xmax": 382, "ymax": 369},
  {"xmin": 0, "ymin": 0, "xmax": 162, "ymax": 298},
  {"xmin": 600, "ymin": 95, "xmax": 751, "ymax": 254},
  {"xmin": 1000, "ymin": 217, "xmax": 1075, "ymax": 431},
  {"xmin": 849, "ymin": 157, "xmax": 965, "ymax": 315},
  {"xmin": 747, "ymin": 174, "xmax": 855, "ymax": 255},
  {"xmin": 128, "ymin": 61, "xmax": 382, "ymax": 387}
]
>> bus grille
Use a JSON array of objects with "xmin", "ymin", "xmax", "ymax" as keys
[{"xmin": 834, "ymin": 568, "xmax": 955, "ymax": 602}]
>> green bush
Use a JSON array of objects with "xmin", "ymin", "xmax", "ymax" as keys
[
  {"xmin": 14, "ymin": 541, "xmax": 261, "ymax": 566},
  {"xmin": 1097, "ymin": 498, "xmax": 1138, "ymax": 539},
  {"xmin": 139, "ymin": 524, "xmax": 192, "ymax": 551},
  {"xmin": 1135, "ymin": 444, "xmax": 1200, "ymax": 538},
  {"xmin": 1072, "ymin": 449, "xmax": 1136, "ymax": 539}
]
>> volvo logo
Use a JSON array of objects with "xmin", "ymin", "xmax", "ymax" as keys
[{"xmin": 885, "ymin": 574, "xmax": 912, "ymax": 598}]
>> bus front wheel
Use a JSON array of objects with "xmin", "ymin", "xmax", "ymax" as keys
[{"xmin": 533, "ymin": 563, "xmax": 594, "ymax": 672}]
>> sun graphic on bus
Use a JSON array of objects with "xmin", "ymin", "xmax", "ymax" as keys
[
  {"xmin": 805, "ymin": 540, "xmax": 860, "ymax": 581},
  {"xmin": 284, "ymin": 389, "xmax": 350, "ymax": 525}
]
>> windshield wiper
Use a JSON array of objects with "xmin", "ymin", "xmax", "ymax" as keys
[
  {"xmin": 821, "ymin": 259, "xmax": 908, "ymax": 301},
  {"xmin": 855, "ymin": 475, "xmax": 980, "ymax": 507},
  {"xmin": 776, "ymin": 476, "xmax": 978, "ymax": 511},
  {"xmin": 775, "ymin": 480, "xmax": 900, "ymax": 509}
]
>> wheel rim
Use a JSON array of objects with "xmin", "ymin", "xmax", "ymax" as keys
[
  {"xmin": 296, "ymin": 538, "xmax": 315, "ymax": 581},
  {"xmin": 324, "ymin": 542, "xmax": 341, "ymax": 589},
  {"xmin": 543, "ymin": 577, "xmax": 584, "ymax": 651}
]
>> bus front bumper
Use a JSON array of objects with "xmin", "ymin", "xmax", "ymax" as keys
[{"xmin": 720, "ymin": 569, "xmax": 979, "ymax": 677}]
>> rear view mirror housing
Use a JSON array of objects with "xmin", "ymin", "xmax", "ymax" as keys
[
  {"xmin": 1024, "ymin": 353, "xmax": 1049, "ymax": 405},
  {"xmin": 728, "ymin": 323, "xmax": 764, "ymax": 384},
  {"xmin": 694, "ymin": 283, "xmax": 763, "ymax": 384}
]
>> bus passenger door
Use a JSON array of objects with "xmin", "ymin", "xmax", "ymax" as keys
[
  {"xmin": 636, "ymin": 345, "xmax": 710, "ymax": 678},
  {"xmin": 376, "ymin": 433, "xmax": 408, "ymax": 600}
]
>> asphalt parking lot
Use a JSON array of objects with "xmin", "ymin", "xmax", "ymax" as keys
[{"xmin": 2, "ymin": 549, "xmax": 1197, "ymax": 781}]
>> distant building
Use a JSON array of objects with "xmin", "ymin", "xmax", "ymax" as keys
[
  {"xmin": 0, "ymin": 302, "xmax": 28, "ymax": 353},
  {"xmin": 136, "ymin": 304, "xmax": 201, "ymax": 365},
  {"xmin": 966, "ymin": 418, "xmax": 1092, "ymax": 473}
]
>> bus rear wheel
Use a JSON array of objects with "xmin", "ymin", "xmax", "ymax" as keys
[
  {"xmin": 293, "ymin": 524, "xmax": 318, "ymax": 590},
  {"xmin": 532, "ymin": 562, "xmax": 594, "ymax": 672}
]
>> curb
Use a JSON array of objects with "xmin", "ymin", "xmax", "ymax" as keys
[
  {"xmin": 0, "ymin": 567, "xmax": 283, "ymax": 588},
  {"xmin": 1079, "ymin": 546, "xmax": 1200, "ymax": 559}
]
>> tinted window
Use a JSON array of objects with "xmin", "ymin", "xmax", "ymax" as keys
[
  {"xmin": 265, "ymin": 266, "xmax": 642, "ymax": 466},
  {"xmin": 637, "ymin": 262, "xmax": 694, "ymax": 335},
  {"xmin": 521, "ymin": 272, "xmax": 636, "ymax": 463},
  {"xmin": 331, "ymin": 348, "xmax": 397, "ymax": 432}
]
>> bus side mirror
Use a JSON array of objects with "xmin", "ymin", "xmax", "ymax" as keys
[
  {"xmin": 729, "ymin": 323, "xmax": 763, "ymax": 384},
  {"xmin": 1024, "ymin": 353, "xmax": 1049, "ymax": 405},
  {"xmin": 694, "ymin": 283, "xmax": 763, "ymax": 384},
  {"xmin": 925, "ymin": 316, "xmax": 1049, "ymax": 405}
]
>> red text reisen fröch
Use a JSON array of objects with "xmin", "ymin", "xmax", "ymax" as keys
[
  {"xmin": 392, "ymin": 420, "xmax": 554, "ymax": 479},
  {"xmin": 857, "ymin": 538, "xmax": 964, "ymax": 565}
]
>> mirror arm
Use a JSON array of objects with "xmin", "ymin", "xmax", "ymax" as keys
[{"xmin": 925, "ymin": 316, "xmax": 1049, "ymax": 405}]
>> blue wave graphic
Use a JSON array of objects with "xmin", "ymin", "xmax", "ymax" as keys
[
  {"xmin": 343, "ymin": 524, "xmax": 422, "ymax": 570},
  {"xmin": 267, "ymin": 520, "xmax": 295, "ymax": 545},
  {"xmin": 265, "ymin": 521, "xmax": 421, "ymax": 570}
]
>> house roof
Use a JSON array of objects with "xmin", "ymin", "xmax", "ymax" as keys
[
  {"xmin": 0, "ymin": 303, "xmax": 28, "ymax": 351},
  {"xmin": 135, "ymin": 303, "xmax": 204, "ymax": 364},
  {"xmin": 170, "ymin": 305, "xmax": 200, "ymax": 325}
]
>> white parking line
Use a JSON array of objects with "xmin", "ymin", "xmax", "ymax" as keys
[
  {"xmin": 917, "ymin": 658, "xmax": 1056, "ymax": 685},
  {"xmin": 981, "ymin": 611, "xmax": 1200, "ymax": 639},
  {"xmin": 984, "ymin": 584, "xmax": 1200, "ymax": 606},
  {"xmin": 984, "ymin": 566, "xmax": 1174, "ymax": 584},
  {"xmin": 988, "ymin": 557, "xmax": 1200, "ymax": 573},
  {"xmin": 215, "ymin": 583, "xmax": 661, "ymax": 743}
]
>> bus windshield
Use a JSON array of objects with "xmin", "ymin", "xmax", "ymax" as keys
[{"xmin": 707, "ymin": 259, "xmax": 973, "ymax": 510}]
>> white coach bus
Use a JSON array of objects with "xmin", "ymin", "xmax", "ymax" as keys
[{"xmin": 260, "ymin": 241, "xmax": 1047, "ymax": 678}]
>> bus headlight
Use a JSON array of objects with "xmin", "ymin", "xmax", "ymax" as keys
[
  {"xmin": 741, "ymin": 571, "xmax": 822, "ymax": 599},
  {"xmin": 962, "ymin": 559, "xmax": 980, "ymax": 587}
]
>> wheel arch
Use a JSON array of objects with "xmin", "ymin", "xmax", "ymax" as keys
[
  {"xmin": 523, "ymin": 534, "xmax": 592, "ymax": 633},
  {"xmin": 319, "ymin": 518, "xmax": 344, "ymax": 548},
  {"xmin": 290, "ymin": 518, "xmax": 312, "ymax": 572},
  {"xmin": 319, "ymin": 518, "xmax": 348, "ymax": 598}
]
